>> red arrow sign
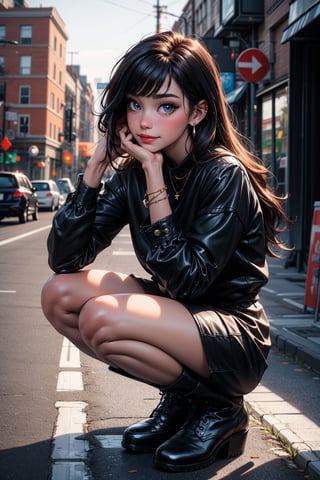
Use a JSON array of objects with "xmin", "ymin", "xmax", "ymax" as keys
[{"xmin": 236, "ymin": 48, "xmax": 270, "ymax": 83}]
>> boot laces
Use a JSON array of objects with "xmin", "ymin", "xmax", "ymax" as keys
[
  {"xmin": 183, "ymin": 402, "xmax": 237, "ymax": 433},
  {"xmin": 150, "ymin": 393, "xmax": 175, "ymax": 418}
]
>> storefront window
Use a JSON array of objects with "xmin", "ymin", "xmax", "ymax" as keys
[
  {"xmin": 262, "ymin": 96, "xmax": 272, "ymax": 167},
  {"xmin": 261, "ymin": 88, "xmax": 288, "ymax": 196},
  {"xmin": 275, "ymin": 90, "xmax": 288, "ymax": 196}
]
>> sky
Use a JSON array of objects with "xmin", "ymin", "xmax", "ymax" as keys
[{"xmin": 26, "ymin": 0, "xmax": 187, "ymax": 90}]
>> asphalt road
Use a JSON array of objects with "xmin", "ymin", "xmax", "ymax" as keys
[{"xmin": 0, "ymin": 211, "xmax": 315, "ymax": 479}]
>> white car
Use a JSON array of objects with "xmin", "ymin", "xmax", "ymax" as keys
[
  {"xmin": 31, "ymin": 179, "xmax": 62, "ymax": 211},
  {"xmin": 56, "ymin": 177, "xmax": 75, "ymax": 203}
]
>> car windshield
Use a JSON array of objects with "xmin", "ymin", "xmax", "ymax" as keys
[
  {"xmin": 57, "ymin": 181, "xmax": 71, "ymax": 192},
  {"xmin": 33, "ymin": 182, "xmax": 49, "ymax": 191},
  {"xmin": 0, "ymin": 175, "xmax": 17, "ymax": 187}
]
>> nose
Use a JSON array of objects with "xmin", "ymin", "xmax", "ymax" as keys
[{"xmin": 140, "ymin": 111, "xmax": 152, "ymax": 130}]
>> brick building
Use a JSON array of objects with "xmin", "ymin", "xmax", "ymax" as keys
[
  {"xmin": 0, "ymin": 2, "xmax": 95, "ymax": 182},
  {"xmin": 173, "ymin": 0, "xmax": 320, "ymax": 270}
]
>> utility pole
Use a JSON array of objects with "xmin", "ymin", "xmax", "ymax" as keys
[
  {"xmin": 192, "ymin": 0, "xmax": 195, "ymax": 35},
  {"xmin": 155, "ymin": 0, "xmax": 161, "ymax": 33}
]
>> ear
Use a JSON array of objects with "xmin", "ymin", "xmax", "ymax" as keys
[{"xmin": 189, "ymin": 100, "xmax": 208, "ymax": 127}]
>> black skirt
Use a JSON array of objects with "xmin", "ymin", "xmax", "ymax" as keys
[{"xmin": 131, "ymin": 275, "xmax": 271, "ymax": 398}]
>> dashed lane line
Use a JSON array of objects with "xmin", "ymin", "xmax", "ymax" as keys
[
  {"xmin": 51, "ymin": 338, "xmax": 89, "ymax": 480},
  {"xmin": 0, "ymin": 224, "xmax": 51, "ymax": 247}
]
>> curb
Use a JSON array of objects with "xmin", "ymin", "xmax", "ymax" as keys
[
  {"xmin": 246, "ymin": 399, "xmax": 320, "ymax": 480},
  {"xmin": 270, "ymin": 327, "xmax": 320, "ymax": 374}
]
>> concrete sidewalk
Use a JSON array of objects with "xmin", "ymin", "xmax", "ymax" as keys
[{"xmin": 247, "ymin": 257, "xmax": 320, "ymax": 480}]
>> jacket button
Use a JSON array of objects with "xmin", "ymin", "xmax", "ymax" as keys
[
  {"xmin": 163, "ymin": 227, "xmax": 170, "ymax": 234},
  {"xmin": 153, "ymin": 229, "xmax": 161, "ymax": 237}
]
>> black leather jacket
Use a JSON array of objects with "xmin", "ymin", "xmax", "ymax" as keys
[{"xmin": 48, "ymin": 154, "xmax": 268, "ymax": 309}]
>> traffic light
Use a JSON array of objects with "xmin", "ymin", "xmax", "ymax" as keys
[
  {"xmin": 5, "ymin": 152, "xmax": 16, "ymax": 164},
  {"xmin": 64, "ymin": 108, "xmax": 73, "ymax": 142},
  {"xmin": 63, "ymin": 151, "xmax": 73, "ymax": 165}
]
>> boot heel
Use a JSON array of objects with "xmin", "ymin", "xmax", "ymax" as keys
[{"xmin": 225, "ymin": 429, "xmax": 248, "ymax": 458}]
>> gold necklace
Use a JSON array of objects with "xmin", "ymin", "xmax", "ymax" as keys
[{"xmin": 168, "ymin": 167, "xmax": 194, "ymax": 200}]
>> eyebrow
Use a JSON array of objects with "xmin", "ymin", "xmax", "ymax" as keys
[{"xmin": 152, "ymin": 93, "xmax": 180, "ymax": 99}]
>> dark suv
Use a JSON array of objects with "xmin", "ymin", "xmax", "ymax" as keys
[{"xmin": 0, "ymin": 171, "xmax": 39, "ymax": 223}]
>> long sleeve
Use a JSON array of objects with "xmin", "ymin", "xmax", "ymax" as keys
[
  {"xmin": 137, "ymin": 159, "xmax": 267, "ymax": 304},
  {"xmin": 47, "ymin": 175, "xmax": 128, "ymax": 273}
]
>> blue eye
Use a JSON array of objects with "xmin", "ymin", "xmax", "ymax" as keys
[
  {"xmin": 128, "ymin": 100, "xmax": 140, "ymax": 111},
  {"xmin": 161, "ymin": 104, "xmax": 176, "ymax": 114}
]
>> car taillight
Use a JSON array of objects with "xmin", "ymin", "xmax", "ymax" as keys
[
  {"xmin": 13, "ymin": 190, "xmax": 24, "ymax": 198},
  {"xmin": 46, "ymin": 193, "xmax": 54, "ymax": 197}
]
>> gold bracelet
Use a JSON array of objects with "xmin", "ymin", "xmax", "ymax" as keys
[
  {"xmin": 143, "ymin": 194, "xmax": 169, "ymax": 208},
  {"xmin": 144, "ymin": 186, "xmax": 167, "ymax": 199}
]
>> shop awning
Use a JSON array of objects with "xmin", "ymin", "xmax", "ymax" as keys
[
  {"xmin": 79, "ymin": 142, "xmax": 96, "ymax": 158},
  {"xmin": 226, "ymin": 83, "xmax": 247, "ymax": 104},
  {"xmin": 281, "ymin": 1, "xmax": 320, "ymax": 43}
]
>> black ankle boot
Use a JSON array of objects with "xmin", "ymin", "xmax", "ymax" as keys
[
  {"xmin": 122, "ymin": 393, "xmax": 192, "ymax": 453},
  {"xmin": 154, "ymin": 401, "xmax": 248, "ymax": 471},
  {"xmin": 152, "ymin": 368, "xmax": 248, "ymax": 472}
]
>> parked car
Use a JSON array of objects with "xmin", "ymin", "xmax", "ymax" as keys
[
  {"xmin": 56, "ymin": 177, "xmax": 75, "ymax": 202},
  {"xmin": 0, "ymin": 171, "xmax": 39, "ymax": 223},
  {"xmin": 31, "ymin": 179, "xmax": 62, "ymax": 211}
]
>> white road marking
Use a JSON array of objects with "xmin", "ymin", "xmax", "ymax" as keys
[
  {"xmin": 0, "ymin": 225, "xmax": 51, "ymax": 247},
  {"xmin": 51, "ymin": 462, "xmax": 89, "ymax": 480},
  {"xmin": 94, "ymin": 434, "xmax": 123, "ymax": 448},
  {"xmin": 57, "ymin": 371, "xmax": 84, "ymax": 391},
  {"xmin": 112, "ymin": 251, "xmax": 135, "ymax": 255},
  {"xmin": 59, "ymin": 337, "xmax": 81, "ymax": 368},
  {"xmin": 0, "ymin": 290, "xmax": 16, "ymax": 293},
  {"xmin": 51, "ymin": 401, "xmax": 89, "ymax": 479},
  {"xmin": 51, "ymin": 340, "xmax": 88, "ymax": 479}
]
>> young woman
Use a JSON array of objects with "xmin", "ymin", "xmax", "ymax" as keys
[{"xmin": 41, "ymin": 31, "xmax": 288, "ymax": 472}]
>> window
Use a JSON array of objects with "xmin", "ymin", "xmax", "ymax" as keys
[
  {"xmin": 261, "ymin": 88, "xmax": 288, "ymax": 197},
  {"xmin": 0, "ymin": 56, "xmax": 4, "ymax": 76},
  {"xmin": 20, "ymin": 56, "xmax": 31, "ymax": 75},
  {"xmin": 0, "ymin": 26, "xmax": 6, "ymax": 43},
  {"xmin": 20, "ymin": 25, "xmax": 32, "ymax": 45},
  {"xmin": 50, "ymin": 92, "xmax": 55, "ymax": 109},
  {"xmin": 275, "ymin": 90, "xmax": 288, "ymax": 197},
  {"xmin": 20, "ymin": 85, "xmax": 30, "ymax": 104},
  {"xmin": 19, "ymin": 115, "xmax": 29, "ymax": 135},
  {"xmin": 0, "ymin": 82, "xmax": 5, "ymax": 103}
]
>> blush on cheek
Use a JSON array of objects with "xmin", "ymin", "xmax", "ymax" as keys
[{"xmin": 160, "ymin": 114, "xmax": 188, "ymax": 133}]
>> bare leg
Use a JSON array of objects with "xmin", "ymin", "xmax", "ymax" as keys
[
  {"xmin": 41, "ymin": 269, "xmax": 209, "ymax": 386},
  {"xmin": 41, "ymin": 269, "xmax": 146, "ymax": 359}
]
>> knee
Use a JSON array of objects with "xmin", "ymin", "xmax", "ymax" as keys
[
  {"xmin": 41, "ymin": 274, "xmax": 72, "ymax": 322},
  {"xmin": 78, "ymin": 297, "xmax": 118, "ymax": 351}
]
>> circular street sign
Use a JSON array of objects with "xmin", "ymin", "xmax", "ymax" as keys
[{"xmin": 236, "ymin": 48, "xmax": 270, "ymax": 83}]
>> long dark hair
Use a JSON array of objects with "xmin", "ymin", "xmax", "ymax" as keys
[{"xmin": 98, "ymin": 30, "xmax": 288, "ymax": 255}]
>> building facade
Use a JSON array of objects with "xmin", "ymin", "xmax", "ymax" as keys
[
  {"xmin": 174, "ymin": 0, "xmax": 319, "ymax": 271},
  {"xmin": 0, "ymin": 2, "xmax": 95, "ymax": 183}
]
